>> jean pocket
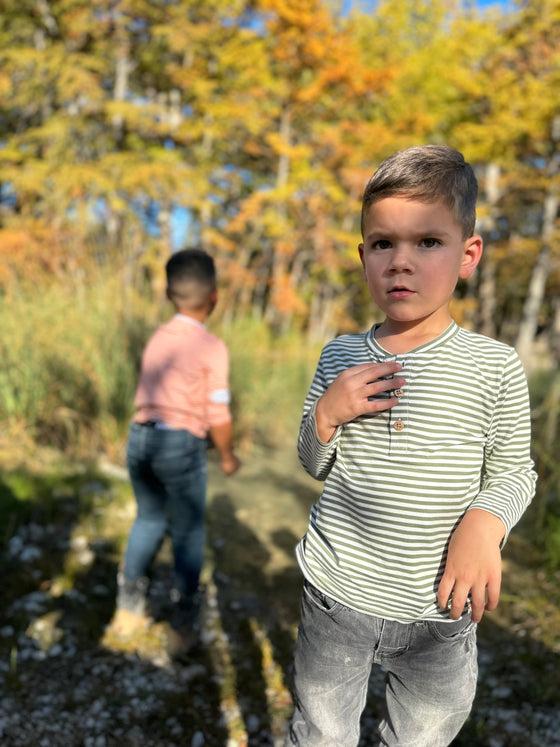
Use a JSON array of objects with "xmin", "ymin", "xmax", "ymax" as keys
[
  {"xmin": 427, "ymin": 617, "xmax": 477, "ymax": 643},
  {"xmin": 303, "ymin": 580, "xmax": 344, "ymax": 616}
]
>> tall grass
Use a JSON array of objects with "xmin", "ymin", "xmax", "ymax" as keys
[
  {"xmin": 0, "ymin": 277, "xmax": 321, "ymax": 462},
  {"xmin": 0, "ymin": 278, "xmax": 150, "ymax": 457},
  {"xmin": 223, "ymin": 317, "xmax": 321, "ymax": 451}
]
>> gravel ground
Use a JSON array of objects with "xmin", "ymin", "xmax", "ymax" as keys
[{"xmin": 1, "ymin": 459, "xmax": 559, "ymax": 746}]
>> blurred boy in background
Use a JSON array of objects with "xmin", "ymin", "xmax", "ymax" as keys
[{"xmin": 110, "ymin": 248, "xmax": 240, "ymax": 659}]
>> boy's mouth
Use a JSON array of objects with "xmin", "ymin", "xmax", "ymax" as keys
[{"xmin": 389, "ymin": 285, "xmax": 414, "ymax": 298}]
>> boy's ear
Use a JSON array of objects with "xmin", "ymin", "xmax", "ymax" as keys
[
  {"xmin": 358, "ymin": 243, "xmax": 366, "ymax": 273},
  {"xmin": 459, "ymin": 235, "xmax": 483, "ymax": 280}
]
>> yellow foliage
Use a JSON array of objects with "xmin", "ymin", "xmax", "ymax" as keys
[{"xmin": 0, "ymin": 0, "xmax": 558, "ymax": 346}]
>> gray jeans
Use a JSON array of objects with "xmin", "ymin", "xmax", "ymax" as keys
[{"xmin": 286, "ymin": 581, "xmax": 478, "ymax": 746}]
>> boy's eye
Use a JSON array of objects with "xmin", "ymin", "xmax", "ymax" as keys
[
  {"xmin": 372, "ymin": 239, "xmax": 392, "ymax": 250},
  {"xmin": 421, "ymin": 238, "xmax": 440, "ymax": 248}
]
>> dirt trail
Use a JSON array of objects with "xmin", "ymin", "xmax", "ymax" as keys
[{"xmin": 0, "ymin": 445, "xmax": 559, "ymax": 746}]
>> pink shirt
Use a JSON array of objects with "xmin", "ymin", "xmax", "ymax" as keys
[{"xmin": 133, "ymin": 315, "xmax": 232, "ymax": 438}]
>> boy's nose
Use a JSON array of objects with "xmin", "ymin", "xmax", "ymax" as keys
[{"xmin": 388, "ymin": 245, "xmax": 413, "ymax": 271}]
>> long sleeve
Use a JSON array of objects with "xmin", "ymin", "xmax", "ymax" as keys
[
  {"xmin": 470, "ymin": 350, "xmax": 537, "ymax": 539},
  {"xmin": 298, "ymin": 400, "xmax": 340, "ymax": 481}
]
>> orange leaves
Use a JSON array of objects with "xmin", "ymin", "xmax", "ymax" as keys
[
  {"xmin": 271, "ymin": 270, "xmax": 308, "ymax": 315},
  {"xmin": 0, "ymin": 225, "xmax": 65, "ymax": 290},
  {"xmin": 226, "ymin": 193, "xmax": 268, "ymax": 236},
  {"xmin": 0, "ymin": 0, "xmax": 558, "ymax": 343}
]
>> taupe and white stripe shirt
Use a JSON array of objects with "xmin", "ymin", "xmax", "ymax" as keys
[{"xmin": 296, "ymin": 322, "xmax": 537, "ymax": 622}]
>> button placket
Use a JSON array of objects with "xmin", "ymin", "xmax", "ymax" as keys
[
  {"xmin": 391, "ymin": 357, "xmax": 408, "ymax": 443},
  {"xmin": 365, "ymin": 340, "xmax": 411, "ymax": 452}
]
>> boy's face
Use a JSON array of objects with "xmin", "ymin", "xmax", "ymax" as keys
[{"xmin": 359, "ymin": 197, "xmax": 482, "ymax": 335}]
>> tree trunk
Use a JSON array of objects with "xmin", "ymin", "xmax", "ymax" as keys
[
  {"xmin": 266, "ymin": 109, "xmax": 292, "ymax": 329},
  {"xmin": 515, "ymin": 186, "xmax": 558, "ymax": 366},
  {"xmin": 477, "ymin": 163, "xmax": 501, "ymax": 338},
  {"xmin": 113, "ymin": 33, "xmax": 130, "ymax": 146},
  {"xmin": 515, "ymin": 132, "xmax": 559, "ymax": 363},
  {"xmin": 477, "ymin": 257, "xmax": 497, "ymax": 339}
]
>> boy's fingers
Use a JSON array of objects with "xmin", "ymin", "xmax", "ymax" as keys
[
  {"xmin": 351, "ymin": 361, "xmax": 403, "ymax": 383},
  {"xmin": 437, "ymin": 575, "xmax": 454, "ymax": 611},
  {"xmin": 469, "ymin": 587, "xmax": 487, "ymax": 623},
  {"xmin": 448, "ymin": 586, "xmax": 468, "ymax": 620},
  {"xmin": 484, "ymin": 575, "xmax": 501, "ymax": 612},
  {"xmin": 438, "ymin": 578, "xmax": 471, "ymax": 620},
  {"xmin": 366, "ymin": 376, "xmax": 406, "ymax": 395}
]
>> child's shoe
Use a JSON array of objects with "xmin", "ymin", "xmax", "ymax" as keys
[
  {"xmin": 166, "ymin": 589, "xmax": 203, "ymax": 660},
  {"xmin": 108, "ymin": 608, "xmax": 151, "ymax": 638},
  {"xmin": 166, "ymin": 625, "xmax": 199, "ymax": 659},
  {"xmin": 106, "ymin": 573, "xmax": 151, "ymax": 640}
]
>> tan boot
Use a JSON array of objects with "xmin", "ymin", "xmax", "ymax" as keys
[
  {"xmin": 106, "ymin": 573, "xmax": 151, "ymax": 640},
  {"xmin": 107, "ymin": 608, "xmax": 151, "ymax": 640}
]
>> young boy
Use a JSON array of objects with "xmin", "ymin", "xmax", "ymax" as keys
[
  {"xmin": 286, "ymin": 145, "xmax": 537, "ymax": 746},
  {"xmin": 112, "ymin": 248, "xmax": 240, "ymax": 658}
]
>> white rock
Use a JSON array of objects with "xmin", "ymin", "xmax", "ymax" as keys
[{"xmin": 191, "ymin": 732, "xmax": 205, "ymax": 747}]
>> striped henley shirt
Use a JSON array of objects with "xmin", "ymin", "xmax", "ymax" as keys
[{"xmin": 296, "ymin": 321, "xmax": 537, "ymax": 623}]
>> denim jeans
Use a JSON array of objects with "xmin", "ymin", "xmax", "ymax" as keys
[
  {"xmin": 286, "ymin": 581, "xmax": 478, "ymax": 747},
  {"xmin": 123, "ymin": 422, "xmax": 207, "ymax": 599}
]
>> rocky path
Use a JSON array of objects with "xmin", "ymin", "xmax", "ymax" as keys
[{"xmin": 1, "ymin": 449, "xmax": 559, "ymax": 746}]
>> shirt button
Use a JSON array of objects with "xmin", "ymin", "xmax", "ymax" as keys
[
  {"xmin": 394, "ymin": 388, "xmax": 404, "ymax": 398},
  {"xmin": 393, "ymin": 420, "xmax": 404, "ymax": 431}
]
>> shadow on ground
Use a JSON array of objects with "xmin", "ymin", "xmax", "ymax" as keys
[{"xmin": 0, "ymin": 448, "xmax": 559, "ymax": 745}]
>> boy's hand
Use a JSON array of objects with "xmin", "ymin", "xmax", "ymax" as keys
[
  {"xmin": 208, "ymin": 422, "xmax": 240, "ymax": 476},
  {"xmin": 220, "ymin": 453, "xmax": 241, "ymax": 476},
  {"xmin": 437, "ymin": 509, "xmax": 506, "ymax": 623},
  {"xmin": 315, "ymin": 361, "xmax": 405, "ymax": 443}
]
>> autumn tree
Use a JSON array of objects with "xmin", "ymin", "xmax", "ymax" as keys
[
  {"xmin": 1, "ymin": 0, "xmax": 558, "ymax": 349},
  {"xmin": 447, "ymin": 0, "xmax": 560, "ymax": 363}
]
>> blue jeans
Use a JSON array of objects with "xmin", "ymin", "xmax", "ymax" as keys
[
  {"xmin": 123, "ymin": 422, "xmax": 207, "ymax": 599},
  {"xmin": 287, "ymin": 581, "xmax": 478, "ymax": 747}
]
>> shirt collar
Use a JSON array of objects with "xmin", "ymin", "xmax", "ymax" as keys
[
  {"xmin": 366, "ymin": 321, "xmax": 459, "ymax": 358},
  {"xmin": 174, "ymin": 313, "xmax": 206, "ymax": 329}
]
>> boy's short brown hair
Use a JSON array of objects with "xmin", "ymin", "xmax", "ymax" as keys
[
  {"xmin": 361, "ymin": 145, "xmax": 478, "ymax": 240},
  {"xmin": 166, "ymin": 248, "xmax": 216, "ymax": 309}
]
